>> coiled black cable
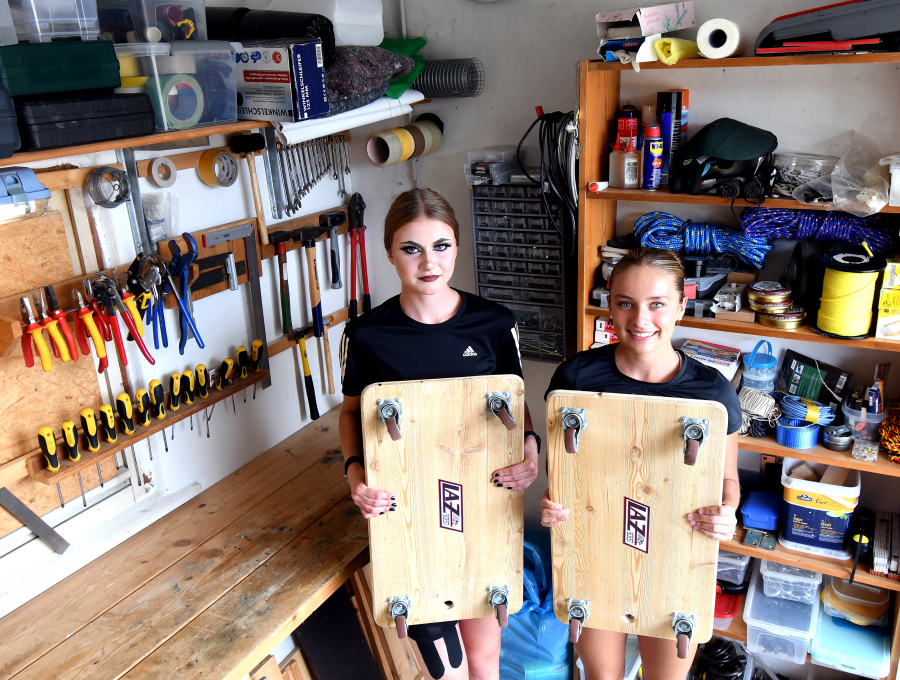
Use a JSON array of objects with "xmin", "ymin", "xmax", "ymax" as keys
[
  {"xmin": 87, "ymin": 167, "xmax": 130, "ymax": 208},
  {"xmin": 693, "ymin": 638, "xmax": 746, "ymax": 680},
  {"xmin": 516, "ymin": 111, "xmax": 578, "ymax": 255}
]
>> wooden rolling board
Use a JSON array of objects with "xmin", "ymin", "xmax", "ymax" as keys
[
  {"xmin": 361, "ymin": 376, "xmax": 525, "ymax": 628},
  {"xmin": 546, "ymin": 391, "xmax": 727, "ymax": 643}
]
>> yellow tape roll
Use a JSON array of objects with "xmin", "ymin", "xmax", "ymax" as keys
[
  {"xmin": 120, "ymin": 76, "xmax": 149, "ymax": 88},
  {"xmin": 416, "ymin": 120, "xmax": 442, "ymax": 154},
  {"xmin": 118, "ymin": 56, "xmax": 141, "ymax": 78},
  {"xmin": 198, "ymin": 149, "xmax": 240, "ymax": 187},
  {"xmin": 390, "ymin": 127, "xmax": 415, "ymax": 162},
  {"xmin": 366, "ymin": 130, "xmax": 404, "ymax": 167}
]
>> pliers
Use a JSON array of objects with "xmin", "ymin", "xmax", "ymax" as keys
[
  {"xmin": 92, "ymin": 273, "xmax": 155, "ymax": 366},
  {"xmin": 145, "ymin": 262, "xmax": 168, "ymax": 350},
  {"xmin": 43, "ymin": 284, "xmax": 80, "ymax": 361},
  {"xmin": 157, "ymin": 252, "xmax": 203, "ymax": 351},
  {"xmin": 31, "ymin": 287, "xmax": 70, "ymax": 362},
  {"xmin": 19, "ymin": 296, "xmax": 52, "ymax": 371},
  {"xmin": 84, "ymin": 279, "xmax": 111, "ymax": 343},
  {"xmin": 72, "ymin": 289, "xmax": 108, "ymax": 373},
  {"xmin": 166, "ymin": 234, "xmax": 203, "ymax": 355}
]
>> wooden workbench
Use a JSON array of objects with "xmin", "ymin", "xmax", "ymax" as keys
[{"xmin": 0, "ymin": 408, "xmax": 370, "ymax": 680}]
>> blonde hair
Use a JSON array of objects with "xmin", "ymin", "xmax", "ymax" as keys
[
  {"xmin": 609, "ymin": 247, "xmax": 685, "ymax": 300},
  {"xmin": 383, "ymin": 188, "xmax": 460, "ymax": 250}
]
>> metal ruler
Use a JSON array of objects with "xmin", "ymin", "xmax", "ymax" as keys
[
  {"xmin": 202, "ymin": 221, "xmax": 271, "ymax": 389},
  {"xmin": 0, "ymin": 488, "xmax": 69, "ymax": 554}
]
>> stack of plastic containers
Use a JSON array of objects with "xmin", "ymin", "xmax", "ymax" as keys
[
  {"xmin": 717, "ymin": 550, "xmax": 752, "ymax": 585},
  {"xmin": 98, "ymin": 0, "xmax": 207, "ymax": 42},
  {"xmin": 821, "ymin": 577, "xmax": 891, "ymax": 627},
  {"xmin": 811, "ymin": 608, "xmax": 891, "ymax": 678},
  {"xmin": 713, "ymin": 592, "xmax": 742, "ymax": 630},
  {"xmin": 742, "ymin": 562, "xmax": 819, "ymax": 663},
  {"xmin": 760, "ymin": 560, "xmax": 822, "ymax": 605},
  {"xmin": 9, "ymin": 0, "xmax": 100, "ymax": 42}
]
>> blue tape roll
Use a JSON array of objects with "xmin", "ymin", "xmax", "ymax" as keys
[{"xmin": 775, "ymin": 417, "xmax": 820, "ymax": 449}]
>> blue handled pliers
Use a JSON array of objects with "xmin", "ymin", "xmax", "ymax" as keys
[{"xmin": 167, "ymin": 234, "xmax": 203, "ymax": 355}]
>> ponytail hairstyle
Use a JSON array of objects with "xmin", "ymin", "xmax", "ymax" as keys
[
  {"xmin": 383, "ymin": 188, "xmax": 460, "ymax": 251},
  {"xmin": 608, "ymin": 247, "xmax": 685, "ymax": 301}
]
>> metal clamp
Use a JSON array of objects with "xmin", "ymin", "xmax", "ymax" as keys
[
  {"xmin": 487, "ymin": 584, "xmax": 510, "ymax": 627},
  {"xmin": 672, "ymin": 612, "xmax": 696, "ymax": 659},
  {"xmin": 388, "ymin": 595, "xmax": 411, "ymax": 639},
  {"xmin": 377, "ymin": 398, "xmax": 403, "ymax": 441},
  {"xmin": 561, "ymin": 408, "xmax": 587, "ymax": 454},
  {"xmin": 567, "ymin": 598, "xmax": 590, "ymax": 643},
  {"xmin": 680, "ymin": 417, "xmax": 708, "ymax": 466},
  {"xmin": 486, "ymin": 391, "xmax": 516, "ymax": 431}
]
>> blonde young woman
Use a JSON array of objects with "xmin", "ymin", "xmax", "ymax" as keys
[
  {"xmin": 541, "ymin": 247, "xmax": 742, "ymax": 680},
  {"xmin": 339, "ymin": 188, "xmax": 541, "ymax": 680}
]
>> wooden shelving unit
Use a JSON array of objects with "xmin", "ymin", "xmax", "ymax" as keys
[{"xmin": 575, "ymin": 55, "xmax": 900, "ymax": 679}]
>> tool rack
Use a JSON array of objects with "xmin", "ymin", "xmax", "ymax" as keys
[{"xmin": 576, "ymin": 53, "xmax": 900, "ymax": 674}]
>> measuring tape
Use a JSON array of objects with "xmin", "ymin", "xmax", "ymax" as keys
[{"xmin": 198, "ymin": 149, "xmax": 240, "ymax": 187}]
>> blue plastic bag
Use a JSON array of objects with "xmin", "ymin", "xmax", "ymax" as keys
[{"xmin": 499, "ymin": 529, "xmax": 572, "ymax": 680}]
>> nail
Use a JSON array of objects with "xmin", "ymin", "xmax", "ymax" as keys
[
  {"xmin": 689, "ymin": 520, "xmax": 696, "ymax": 526},
  {"xmin": 380, "ymin": 512, "xmax": 385, "ymax": 516},
  {"xmin": 494, "ymin": 482, "xmax": 501, "ymax": 487},
  {"xmin": 389, "ymin": 507, "xmax": 396, "ymax": 512},
  {"xmin": 687, "ymin": 514, "xmax": 694, "ymax": 520},
  {"xmin": 391, "ymin": 502, "xmax": 397, "ymax": 507},
  {"xmin": 390, "ymin": 495, "xmax": 396, "ymax": 500},
  {"xmin": 493, "ymin": 473, "xmax": 499, "ymax": 478}
]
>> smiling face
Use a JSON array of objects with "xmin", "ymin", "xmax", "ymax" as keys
[
  {"xmin": 609, "ymin": 264, "xmax": 687, "ymax": 355},
  {"xmin": 387, "ymin": 217, "xmax": 458, "ymax": 295}
]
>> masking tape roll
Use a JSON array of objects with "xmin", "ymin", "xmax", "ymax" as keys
[
  {"xmin": 390, "ymin": 127, "xmax": 415, "ymax": 162},
  {"xmin": 149, "ymin": 156, "xmax": 177, "ymax": 188},
  {"xmin": 198, "ymin": 149, "xmax": 239, "ymax": 187},
  {"xmin": 405, "ymin": 123, "xmax": 426, "ymax": 158},
  {"xmin": 118, "ymin": 56, "xmax": 141, "ymax": 78},
  {"xmin": 366, "ymin": 130, "xmax": 404, "ymax": 167},
  {"xmin": 146, "ymin": 73, "xmax": 203, "ymax": 130},
  {"xmin": 156, "ymin": 53, "xmax": 197, "ymax": 75},
  {"xmin": 121, "ymin": 76, "xmax": 149, "ymax": 88},
  {"xmin": 417, "ymin": 120, "xmax": 442, "ymax": 154},
  {"xmin": 407, "ymin": 121, "xmax": 434, "ymax": 156}
]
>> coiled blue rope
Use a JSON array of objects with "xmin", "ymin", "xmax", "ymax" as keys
[
  {"xmin": 634, "ymin": 212, "xmax": 771, "ymax": 269},
  {"xmin": 775, "ymin": 417, "xmax": 820, "ymax": 449},
  {"xmin": 779, "ymin": 396, "xmax": 836, "ymax": 425},
  {"xmin": 740, "ymin": 208, "xmax": 893, "ymax": 253}
]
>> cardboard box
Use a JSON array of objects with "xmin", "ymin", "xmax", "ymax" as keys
[
  {"xmin": 878, "ymin": 288, "xmax": 900, "ymax": 310},
  {"xmin": 595, "ymin": 3, "xmax": 695, "ymax": 38},
  {"xmin": 774, "ymin": 350, "xmax": 851, "ymax": 410},
  {"xmin": 876, "ymin": 308, "xmax": 900, "ymax": 340},
  {"xmin": 235, "ymin": 39, "xmax": 328, "ymax": 123},
  {"xmin": 714, "ymin": 309, "xmax": 756, "ymax": 324},
  {"xmin": 882, "ymin": 259, "xmax": 900, "ymax": 290}
]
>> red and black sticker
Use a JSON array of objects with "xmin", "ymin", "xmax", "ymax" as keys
[
  {"xmin": 623, "ymin": 497, "xmax": 650, "ymax": 553},
  {"xmin": 439, "ymin": 480, "xmax": 463, "ymax": 532}
]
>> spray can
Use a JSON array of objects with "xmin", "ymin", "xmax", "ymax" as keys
[
  {"xmin": 669, "ymin": 89, "xmax": 689, "ymax": 144},
  {"xmin": 656, "ymin": 91, "xmax": 682, "ymax": 186},
  {"xmin": 642, "ymin": 123, "xmax": 662, "ymax": 191},
  {"xmin": 614, "ymin": 100, "xmax": 641, "ymax": 152}
]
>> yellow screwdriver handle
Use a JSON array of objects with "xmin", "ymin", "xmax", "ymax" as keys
[
  {"xmin": 38, "ymin": 426, "xmax": 59, "ymax": 470},
  {"xmin": 62, "ymin": 421, "xmax": 81, "ymax": 461},
  {"xmin": 99, "ymin": 405, "xmax": 117, "ymax": 444},
  {"xmin": 196, "ymin": 365, "xmax": 209, "ymax": 398},
  {"xmin": 169, "ymin": 373, "xmax": 181, "ymax": 411},
  {"xmin": 44, "ymin": 319, "xmax": 71, "ymax": 362},
  {"xmin": 149, "ymin": 380, "xmax": 166, "ymax": 420},
  {"xmin": 250, "ymin": 339, "xmax": 263, "ymax": 372},
  {"xmin": 116, "ymin": 393, "xmax": 135, "ymax": 434},
  {"xmin": 29, "ymin": 328, "xmax": 53, "ymax": 372},
  {"xmin": 135, "ymin": 389, "xmax": 151, "ymax": 427},
  {"xmin": 80, "ymin": 409, "xmax": 100, "ymax": 452}
]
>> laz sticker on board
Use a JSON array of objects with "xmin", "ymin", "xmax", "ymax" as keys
[
  {"xmin": 439, "ymin": 480, "xmax": 463, "ymax": 532},
  {"xmin": 623, "ymin": 497, "xmax": 649, "ymax": 553}
]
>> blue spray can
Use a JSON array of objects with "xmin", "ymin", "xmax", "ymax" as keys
[
  {"xmin": 642, "ymin": 123, "xmax": 662, "ymax": 191},
  {"xmin": 656, "ymin": 91, "xmax": 682, "ymax": 186}
]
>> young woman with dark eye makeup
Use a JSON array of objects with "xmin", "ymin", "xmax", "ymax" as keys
[{"xmin": 339, "ymin": 188, "xmax": 540, "ymax": 680}]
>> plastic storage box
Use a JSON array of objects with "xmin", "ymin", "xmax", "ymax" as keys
[
  {"xmin": 10, "ymin": 0, "xmax": 100, "ymax": 42},
  {"xmin": 713, "ymin": 592, "xmax": 741, "ymax": 630},
  {"xmin": 822, "ymin": 577, "xmax": 890, "ymax": 626},
  {"xmin": 740, "ymin": 491, "xmax": 781, "ymax": 530},
  {"xmin": 760, "ymin": 560, "xmax": 821, "ymax": 605},
  {"xmin": 98, "ymin": 0, "xmax": 206, "ymax": 42},
  {"xmin": 811, "ymin": 609, "xmax": 891, "ymax": 679},
  {"xmin": 0, "ymin": 40, "xmax": 120, "ymax": 97},
  {"xmin": 742, "ymin": 340, "xmax": 777, "ymax": 391},
  {"xmin": 114, "ymin": 42, "xmax": 237, "ymax": 131},
  {"xmin": 841, "ymin": 401, "xmax": 888, "ymax": 440},
  {"xmin": 466, "ymin": 146, "xmax": 518, "ymax": 186},
  {"xmin": 717, "ymin": 550, "xmax": 751, "ymax": 585},
  {"xmin": 743, "ymin": 562, "xmax": 819, "ymax": 664},
  {"xmin": 780, "ymin": 459, "xmax": 860, "ymax": 559}
]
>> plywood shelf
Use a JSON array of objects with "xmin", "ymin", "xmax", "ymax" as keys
[
  {"xmin": 585, "ymin": 306, "xmax": 900, "ymax": 352},
  {"xmin": 27, "ymin": 370, "xmax": 269, "ymax": 485},
  {"xmin": 720, "ymin": 528, "xmax": 900, "ymax": 592},
  {"xmin": 738, "ymin": 433, "xmax": 900, "ymax": 478},
  {"xmin": 587, "ymin": 187, "xmax": 900, "ymax": 214},
  {"xmin": 587, "ymin": 53, "xmax": 900, "ymax": 71}
]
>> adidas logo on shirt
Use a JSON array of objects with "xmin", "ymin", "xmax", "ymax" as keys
[{"xmin": 463, "ymin": 346, "xmax": 477, "ymax": 357}]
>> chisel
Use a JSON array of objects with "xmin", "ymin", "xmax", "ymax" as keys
[
  {"xmin": 38, "ymin": 426, "xmax": 65, "ymax": 507},
  {"xmin": 61, "ymin": 421, "xmax": 88, "ymax": 504}
]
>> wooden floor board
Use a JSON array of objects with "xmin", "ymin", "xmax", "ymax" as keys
[
  {"xmin": 0, "ymin": 411, "xmax": 342, "ymax": 679},
  {"xmin": 14, "ymin": 449, "xmax": 348, "ymax": 680},
  {"xmin": 122, "ymin": 497, "xmax": 368, "ymax": 680}
]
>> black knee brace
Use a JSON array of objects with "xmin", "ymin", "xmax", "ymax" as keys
[{"xmin": 407, "ymin": 621, "xmax": 463, "ymax": 679}]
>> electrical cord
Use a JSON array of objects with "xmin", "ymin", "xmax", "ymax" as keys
[
  {"xmin": 779, "ymin": 395, "xmax": 836, "ymax": 425},
  {"xmin": 740, "ymin": 207, "xmax": 893, "ymax": 253},
  {"xmin": 634, "ymin": 212, "xmax": 771, "ymax": 269},
  {"xmin": 516, "ymin": 110, "xmax": 578, "ymax": 255},
  {"xmin": 693, "ymin": 638, "xmax": 746, "ymax": 680}
]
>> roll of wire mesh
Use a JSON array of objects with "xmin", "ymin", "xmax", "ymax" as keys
[
  {"xmin": 814, "ymin": 243, "xmax": 886, "ymax": 339},
  {"xmin": 413, "ymin": 58, "xmax": 485, "ymax": 98}
]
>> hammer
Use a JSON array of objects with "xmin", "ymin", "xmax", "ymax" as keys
[
  {"xmin": 269, "ymin": 230, "xmax": 293, "ymax": 335},
  {"xmin": 292, "ymin": 225, "xmax": 334, "ymax": 394},
  {"xmin": 229, "ymin": 133, "xmax": 270, "ymax": 246}
]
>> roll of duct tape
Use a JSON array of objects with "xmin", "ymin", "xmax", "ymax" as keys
[
  {"xmin": 146, "ymin": 73, "xmax": 204, "ymax": 130},
  {"xmin": 404, "ymin": 123, "xmax": 427, "ymax": 158},
  {"xmin": 406, "ymin": 121, "xmax": 433, "ymax": 156},
  {"xmin": 198, "ymin": 149, "xmax": 239, "ymax": 187},
  {"xmin": 149, "ymin": 156, "xmax": 177, "ymax": 187},
  {"xmin": 417, "ymin": 120, "xmax": 442, "ymax": 153},
  {"xmin": 366, "ymin": 130, "xmax": 404, "ymax": 166},
  {"xmin": 390, "ymin": 127, "xmax": 415, "ymax": 162}
]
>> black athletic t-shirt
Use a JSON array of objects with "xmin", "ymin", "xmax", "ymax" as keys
[
  {"xmin": 545, "ymin": 344, "xmax": 742, "ymax": 434},
  {"xmin": 340, "ymin": 290, "xmax": 523, "ymax": 396}
]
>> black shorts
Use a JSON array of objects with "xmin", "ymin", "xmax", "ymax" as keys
[{"xmin": 407, "ymin": 620, "xmax": 459, "ymax": 641}]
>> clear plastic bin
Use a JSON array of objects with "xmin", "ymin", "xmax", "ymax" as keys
[
  {"xmin": 522, "ymin": 275, "xmax": 562, "ymax": 291},
  {"xmin": 98, "ymin": 0, "xmax": 207, "ymax": 42},
  {"xmin": 527, "ymin": 262, "xmax": 561, "ymax": 276},
  {"xmin": 10, "ymin": 0, "xmax": 100, "ymax": 42},
  {"xmin": 479, "ymin": 286, "xmax": 520, "ymax": 302},
  {"xmin": 540, "ymin": 307, "xmax": 563, "ymax": 333},
  {"xmin": 474, "ymin": 199, "xmax": 491, "ymax": 213},
  {"xmin": 743, "ymin": 562, "xmax": 819, "ymax": 664},
  {"xmin": 477, "ymin": 272, "xmax": 519, "ymax": 288},
  {"xmin": 841, "ymin": 402, "xmax": 888, "ymax": 440},
  {"xmin": 811, "ymin": 609, "xmax": 891, "ymax": 679},
  {"xmin": 822, "ymin": 577, "xmax": 890, "ymax": 627},
  {"xmin": 506, "ymin": 185, "xmax": 525, "ymax": 199},
  {"xmin": 468, "ymin": 146, "xmax": 517, "ymax": 164},
  {"xmin": 508, "ymin": 304, "xmax": 541, "ymax": 330},
  {"xmin": 717, "ymin": 550, "xmax": 751, "ymax": 585},
  {"xmin": 773, "ymin": 152, "xmax": 839, "ymax": 189},
  {"xmin": 714, "ymin": 592, "xmax": 741, "ymax": 631},
  {"xmin": 114, "ymin": 42, "xmax": 237, "ymax": 131},
  {"xmin": 524, "ymin": 290, "xmax": 562, "ymax": 306},
  {"xmin": 760, "ymin": 560, "xmax": 821, "ymax": 605}
]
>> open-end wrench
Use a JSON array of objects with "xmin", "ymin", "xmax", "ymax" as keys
[
  {"xmin": 283, "ymin": 145, "xmax": 301, "ymax": 211},
  {"xmin": 277, "ymin": 145, "xmax": 294, "ymax": 215},
  {"xmin": 340, "ymin": 135, "xmax": 351, "ymax": 175}
]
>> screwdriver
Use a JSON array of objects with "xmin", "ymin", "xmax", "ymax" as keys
[
  {"xmin": 251, "ymin": 339, "xmax": 263, "ymax": 399},
  {"xmin": 236, "ymin": 345, "xmax": 249, "ymax": 402},
  {"xmin": 135, "ymin": 389, "xmax": 152, "ymax": 460},
  {"xmin": 116, "ymin": 393, "xmax": 135, "ymax": 434},
  {"xmin": 181, "ymin": 371, "xmax": 195, "ymax": 430},
  {"xmin": 61, "ymin": 421, "xmax": 88, "ymax": 505},
  {"xmin": 215, "ymin": 358, "xmax": 235, "ymax": 413},
  {"xmin": 167, "ymin": 373, "xmax": 181, "ymax": 440},
  {"xmin": 38, "ymin": 426, "xmax": 65, "ymax": 508},
  {"xmin": 149, "ymin": 379, "xmax": 168, "ymax": 452},
  {"xmin": 80, "ymin": 409, "xmax": 100, "ymax": 452},
  {"xmin": 99, "ymin": 405, "xmax": 117, "ymax": 444},
  {"xmin": 196, "ymin": 365, "xmax": 211, "ymax": 437}
]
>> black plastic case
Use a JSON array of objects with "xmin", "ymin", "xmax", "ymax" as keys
[{"xmin": 0, "ymin": 80, "xmax": 20, "ymax": 158}]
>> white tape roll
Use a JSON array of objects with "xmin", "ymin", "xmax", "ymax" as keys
[
  {"xmin": 417, "ymin": 120, "xmax": 442, "ymax": 154},
  {"xmin": 366, "ymin": 130, "xmax": 405, "ymax": 166},
  {"xmin": 149, "ymin": 156, "xmax": 177, "ymax": 187},
  {"xmin": 697, "ymin": 18, "xmax": 744, "ymax": 59}
]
